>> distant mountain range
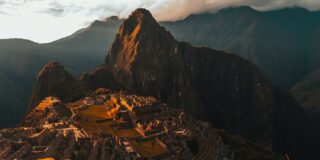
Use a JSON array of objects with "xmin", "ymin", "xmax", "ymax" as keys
[
  {"xmin": 163, "ymin": 6, "xmax": 320, "ymax": 89},
  {"xmin": 0, "ymin": 17, "xmax": 122, "ymax": 127},
  {"xmin": 1, "ymin": 6, "xmax": 320, "ymax": 128}
]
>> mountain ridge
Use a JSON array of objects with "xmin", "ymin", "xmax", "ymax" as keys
[
  {"xmin": 0, "ymin": 16, "xmax": 123, "ymax": 127},
  {"xmin": 26, "ymin": 8, "xmax": 320, "ymax": 160},
  {"xmin": 1, "ymin": 6, "xmax": 320, "ymax": 133}
]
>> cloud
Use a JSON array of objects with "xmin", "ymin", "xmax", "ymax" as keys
[
  {"xmin": 0, "ymin": 0, "xmax": 320, "ymax": 42},
  {"xmin": 39, "ymin": 0, "xmax": 320, "ymax": 21},
  {"xmin": 131, "ymin": 0, "xmax": 320, "ymax": 21},
  {"xmin": 5, "ymin": 0, "xmax": 320, "ymax": 21},
  {"xmin": 0, "ymin": 0, "xmax": 5, "ymax": 5},
  {"xmin": 42, "ymin": 8, "xmax": 64, "ymax": 17}
]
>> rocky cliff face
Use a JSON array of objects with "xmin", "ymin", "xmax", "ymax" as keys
[
  {"xmin": 106, "ymin": 9, "xmax": 203, "ymax": 120},
  {"xmin": 106, "ymin": 8, "xmax": 274, "ymax": 137},
  {"xmin": 28, "ymin": 63, "xmax": 122, "ymax": 112},
  {"xmin": 27, "ymin": 62, "xmax": 84, "ymax": 112},
  {"xmin": 27, "ymin": 8, "xmax": 320, "ymax": 160},
  {"xmin": 105, "ymin": 8, "xmax": 320, "ymax": 159}
]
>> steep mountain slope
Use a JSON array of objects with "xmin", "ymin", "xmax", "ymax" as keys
[
  {"xmin": 289, "ymin": 8, "xmax": 320, "ymax": 115},
  {"xmin": 50, "ymin": 16, "xmax": 123, "ymax": 66},
  {"xmin": 106, "ymin": 9, "xmax": 274, "ymax": 137},
  {"xmin": 27, "ymin": 63, "xmax": 122, "ymax": 112},
  {"xmin": 28, "ymin": 8, "xmax": 320, "ymax": 159},
  {"xmin": 0, "ymin": 18, "xmax": 122, "ymax": 127},
  {"xmin": 162, "ymin": 6, "xmax": 320, "ymax": 89},
  {"xmin": 291, "ymin": 69, "xmax": 320, "ymax": 119},
  {"xmin": 0, "ymin": 39, "xmax": 49, "ymax": 127},
  {"xmin": 27, "ymin": 62, "xmax": 84, "ymax": 112}
]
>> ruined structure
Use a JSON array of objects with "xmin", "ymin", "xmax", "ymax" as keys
[{"xmin": 1, "ymin": 90, "xmax": 278, "ymax": 160}]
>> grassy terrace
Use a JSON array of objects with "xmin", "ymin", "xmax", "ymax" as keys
[
  {"xmin": 76, "ymin": 105, "xmax": 118, "ymax": 136},
  {"xmin": 68, "ymin": 97, "xmax": 168, "ymax": 158}
]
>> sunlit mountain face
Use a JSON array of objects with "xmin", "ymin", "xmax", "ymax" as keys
[{"xmin": 0, "ymin": 1, "xmax": 320, "ymax": 160}]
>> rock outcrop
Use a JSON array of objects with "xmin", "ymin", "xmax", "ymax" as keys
[
  {"xmin": 27, "ymin": 62, "xmax": 84, "ymax": 112},
  {"xmin": 27, "ymin": 64, "xmax": 121, "ymax": 112},
  {"xmin": 106, "ymin": 8, "xmax": 273, "ymax": 137},
  {"xmin": 106, "ymin": 9, "xmax": 204, "ymax": 122}
]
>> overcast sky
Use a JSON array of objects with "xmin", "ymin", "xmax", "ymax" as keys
[{"xmin": 1, "ymin": 0, "xmax": 320, "ymax": 43}]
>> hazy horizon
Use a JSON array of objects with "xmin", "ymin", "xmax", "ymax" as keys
[{"xmin": 1, "ymin": 0, "xmax": 320, "ymax": 43}]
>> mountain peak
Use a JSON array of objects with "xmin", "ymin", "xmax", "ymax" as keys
[
  {"xmin": 217, "ymin": 6, "xmax": 259, "ymax": 15},
  {"xmin": 91, "ymin": 16, "xmax": 120, "ymax": 27},
  {"xmin": 267, "ymin": 6, "xmax": 311, "ymax": 15},
  {"xmin": 118, "ymin": 8, "xmax": 159, "ymax": 37},
  {"xmin": 106, "ymin": 8, "xmax": 176, "ymax": 78},
  {"xmin": 37, "ymin": 61, "xmax": 65, "ymax": 80},
  {"xmin": 106, "ymin": 16, "xmax": 120, "ymax": 21},
  {"xmin": 128, "ymin": 8, "xmax": 156, "ymax": 25},
  {"xmin": 131, "ymin": 8, "xmax": 154, "ymax": 20},
  {"xmin": 28, "ymin": 61, "xmax": 82, "ymax": 112}
]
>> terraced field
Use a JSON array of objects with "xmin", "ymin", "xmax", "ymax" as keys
[{"xmin": 70, "ymin": 97, "xmax": 169, "ymax": 159}]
